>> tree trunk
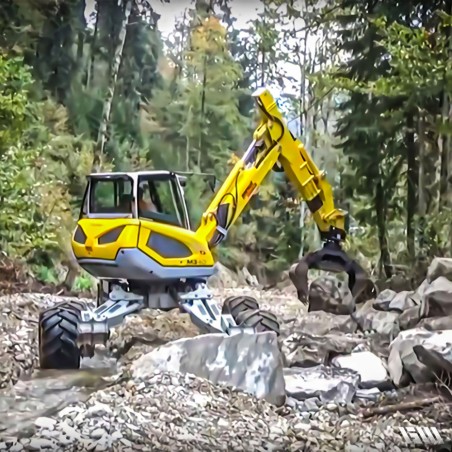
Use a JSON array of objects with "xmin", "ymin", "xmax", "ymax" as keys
[
  {"xmin": 405, "ymin": 113, "xmax": 416, "ymax": 260},
  {"xmin": 375, "ymin": 176, "xmax": 392, "ymax": 278},
  {"xmin": 444, "ymin": 0, "xmax": 452, "ymax": 253},
  {"xmin": 92, "ymin": 0, "xmax": 133, "ymax": 172},
  {"xmin": 76, "ymin": 0, "xmax": 86, "ymax": 62},
  {"xmin": 87, "ymin": 0, "xmax": 100, "ymax": 88},
  {"xmin": 198, "ymin": 55, "xmax": 207, "ymax": 170},
  {"xmin": 417, "ymin": 112, "xmax": 427, "ymax": 254}
]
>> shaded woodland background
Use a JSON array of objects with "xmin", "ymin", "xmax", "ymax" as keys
[{"xmin": 0, "ymin": 0, "xmax": 451, "ymax": 291}]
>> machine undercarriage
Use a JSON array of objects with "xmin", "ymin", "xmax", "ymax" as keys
[
  {"xmin": 80, "ymin": 279, "xmax": 266, "ymax": 348},
  {"xmin": 39, "ymin": 277, "xmax": 279, "ymax": 369}
]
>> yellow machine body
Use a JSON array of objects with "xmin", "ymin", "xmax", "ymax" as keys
[{"xmin": 71, "ymin": 87, "xmax": 371, "ymax": 302}]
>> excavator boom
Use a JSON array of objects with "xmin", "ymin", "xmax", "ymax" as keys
[{"xmin": 195, "ymin": 87, "xmax": 372, "ymax": 306}]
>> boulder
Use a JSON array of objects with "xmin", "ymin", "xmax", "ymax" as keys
[
  {"xmin": 387, "ymin": 328, "xmax": 452, "ymax": 386},
  {"xmin": 354, "ymin": 299, "xmax": 400, "ymax": 338},
  {"xmin": 373, "ymin": 289, "xmax": 418, "ymax": 313},
  {"xmin": 422, "ymin": 276, "xmax": 452, "ymax": 317},
  {"xmin": 418, "ymin": 315, "xmax": 452, "ymax": 331},
  {"xmin": 398, "ymin": 305, "xmax": 423, "ymax": 331},
  {"xmin": 331, "ymin": 351, "xmax": 389, "ymax": 389},
  {"xmin": 308, "ymin": 275, "xmax": 354, "ymax": 315},
  {"xmin": 413, "ymin": 330, "xmax": 452, "ymax": 375},
  {"xmin": 427, "ymin": 257, "xmax": 452, "ymax": 283},
  {"xmin": 281, "ymin": 332, "xmax": 365, "ymax": 367},
  {"xmin": 296, "ymin": 311, "xmax": 357, "ymax": 335},
  {"xmin": 284, "ymin": 365, "xmax": 360, "ymax": 404},
  {"xmin": 372, "ymin": 289, "xmax": 397, "ymax": 311},
  {"xmin": 130, "ymin": 331, "xmax": 286, "ymax": 407}
]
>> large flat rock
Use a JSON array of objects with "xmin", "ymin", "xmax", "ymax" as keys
[{"xmin": 130, "ymin": 331, "xmax": 286, "ymax": 406}]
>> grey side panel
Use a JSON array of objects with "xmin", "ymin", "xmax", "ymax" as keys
[
  {"xmin": 147, "ymin": 232, "xmax": 192, "ymax": 258},
  {"xmin": 78, "ymin": 248, "xmax": 215, "ymax": 281}
]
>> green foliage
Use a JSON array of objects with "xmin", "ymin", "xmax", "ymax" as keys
[
  {"xmin": 0, "ymin": 143, "xmax": 59, "ymax": 257},
  {"xmin": 34, "ymin": 265, "xmax": 59, "ymax": 285},
  {"xmin": 0, "ymin": 55, "xmax": 33, "ymax": 149},
  {"xmin": 73, "ymin": 273, "xmax": 95, "ymax": 292},
  {"xmin": 0, "ymin": 56, "xmax": 59, "ymax": 258}
]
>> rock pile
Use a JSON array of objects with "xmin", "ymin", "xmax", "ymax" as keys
[
  {"xmin": 1, "ymin": 258, "xmax": 452, "ymax": 450},
  {"xmin": 11, "ymin": 372, "xmax": 291, "ymax": 451}
]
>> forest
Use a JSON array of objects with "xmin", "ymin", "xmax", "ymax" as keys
[{"xmin": 0, "ymin": 0, "xmax": 451, "ymax": 291}]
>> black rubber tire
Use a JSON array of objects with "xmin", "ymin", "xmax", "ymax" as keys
[
  {"xmin": 222, "ymin": 295, "xmax": 260, "ymax": 318},
  {"xmin": 235, "ymin": 308, "xmax": 281, "ymax": 336},
  {"xmin": 38, "ymin": 301, "xmax": 84, "ymax": 370}
]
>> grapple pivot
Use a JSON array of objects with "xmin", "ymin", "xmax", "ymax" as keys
[{"xmin": 289, "ymin": 241, "xmax": 372, "ymax": 307}]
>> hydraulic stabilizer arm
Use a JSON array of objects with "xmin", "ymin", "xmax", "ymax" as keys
[{"xmin": 195, "ymin": 87, "xmax": 371, "ymax": 305}]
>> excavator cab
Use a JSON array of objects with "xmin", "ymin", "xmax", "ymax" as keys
[{"xmin": 72, "ymin": 171, "xmax": 220, "ymax": 283}]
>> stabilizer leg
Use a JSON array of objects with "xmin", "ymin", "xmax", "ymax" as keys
[
  {"xmin": 178, "ymin": 282, "xmax": 247, "ymax": 334},
  {"xmin": 77, "ymin": 285, "xmax": 145, "ymax": 349}
]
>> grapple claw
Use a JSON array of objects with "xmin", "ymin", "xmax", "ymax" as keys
[{"xmin": 289, "ymin": 241, "xmax": 373, "ymax": 306}]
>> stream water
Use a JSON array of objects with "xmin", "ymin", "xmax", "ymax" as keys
[{"xmin": 0, "ymin": 350, "xmax": 120, "ymax": 439}]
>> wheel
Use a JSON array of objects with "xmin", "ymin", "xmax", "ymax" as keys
[
  {"xmin": 38, "ymin": 301, "xmax": 84, "ymax": 370},
  {"xmin": 222, "ymin": 295, "xmax": 260, "ymax": 318},
  {"xmin": 235, "ymin": 308, "xmax": 280, "ymax": 336}
]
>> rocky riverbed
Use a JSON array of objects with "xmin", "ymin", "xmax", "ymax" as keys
[{"xmin": 1, "ymin": 260, "xmax": 452, "ymax": 450}]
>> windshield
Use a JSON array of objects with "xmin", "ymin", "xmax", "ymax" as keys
[
  {"xmin": 89, "ymin": 177, "xmax": 134, "ymax": 215},
  {"xmin": 137, "ymin": 175, "xmax": 186, "ymax": 227}
]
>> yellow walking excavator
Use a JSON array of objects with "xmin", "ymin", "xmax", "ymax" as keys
[{"xmin": 38, "ymin": 87, "xmax": 373, "ymax": 369}]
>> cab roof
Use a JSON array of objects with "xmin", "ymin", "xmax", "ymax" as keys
[{"xmin": 87, "ymin": 170, "xmax": 176, "ymax": 178}]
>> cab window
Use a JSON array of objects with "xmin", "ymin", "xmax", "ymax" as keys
[
  {"xmin": 89, "ymin": 178, "xmax": 133, "ymax": 214},
  {"xmin": 137, "ymin": 176, "xmax": 185, "ymax": 227}
]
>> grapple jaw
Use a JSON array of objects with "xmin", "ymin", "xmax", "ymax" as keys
[{"xmin": 289, "ymin": 241, "xmax": 373, "ymax": 307}]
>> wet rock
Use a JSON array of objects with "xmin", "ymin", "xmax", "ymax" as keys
[
  {"xmin": 284, "ymin": 365, "xmax": 360, "ymax": 404},
  {"xmin": 130, "ymin": 331, "xmax": 286, "ymax": 406},
  {"xmin": 0, "ymin": 370, "xmax": 116, "ymax": 437},
  {"xmin": 281, "ymin": 332, "xmax": 365, "ymax": 367},
  {"xmin": 355, "ymin": 387, "xmax": 381, "ymax": 400},
  {"xmin": 27, "ymin": 438, "xmax": 54, "ymax": 450},
  {"xmin": 331, "ymin": 351, "xmax": 389, "ymax": 389}
]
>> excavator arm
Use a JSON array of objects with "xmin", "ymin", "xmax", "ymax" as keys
[{"xmin": 195, "ymin": 87, "xmax": 371, "ymax": 305}]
